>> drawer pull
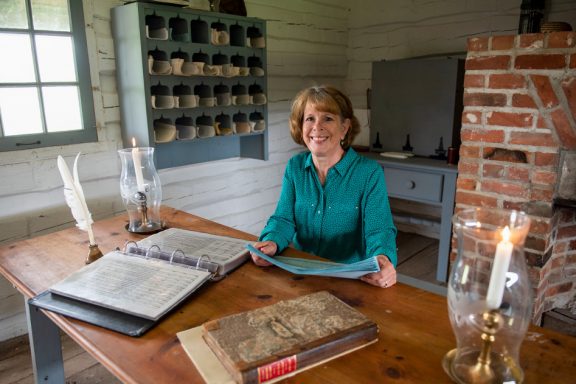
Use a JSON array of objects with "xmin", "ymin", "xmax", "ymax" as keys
[{"xmin": 406, "ymin": 180, "xmax": 416, "ymax": 189}]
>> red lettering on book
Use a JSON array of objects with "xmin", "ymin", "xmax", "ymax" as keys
[{"xmin": 257, "ymin": 355, "xmax": 298, "ymax": 383}]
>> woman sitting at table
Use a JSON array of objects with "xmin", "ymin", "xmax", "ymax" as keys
[{"xmin": 249, "ymin": 85, "xmax": 397, "ymax": 288}]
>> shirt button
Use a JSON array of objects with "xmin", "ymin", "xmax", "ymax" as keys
[{"xmin": 317, "ymin": 211, "xmax": 321, "ymax": 214}]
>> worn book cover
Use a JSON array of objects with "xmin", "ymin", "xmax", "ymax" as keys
[{"xmin": 202, "ymin": 291, "xmax": 379, "ymax": 384}]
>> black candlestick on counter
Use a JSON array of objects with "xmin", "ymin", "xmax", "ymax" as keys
[
  {"xmin": 435, "ymin": 137, "xmax": 447, "ymax": 159},
  {"xmin": 373, "ymin": 132, "xmax": 382, "ymax": 149},
  {"xmin": 402, "ymin": 134, "xmax": 413, "ymax": 152}
]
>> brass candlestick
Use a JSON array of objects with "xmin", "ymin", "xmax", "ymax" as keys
[
  {"xmin": 444, "ymin": 208, "xmax": 532, "ymax": 384},
  {"xmin": 86, "ymin": 244, "xmax": 103, "ymax": 264}
]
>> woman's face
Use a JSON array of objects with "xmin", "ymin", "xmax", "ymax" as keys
[{"xmin": 302, "ymin": 102, "xmax": 349, "ymax": 159}]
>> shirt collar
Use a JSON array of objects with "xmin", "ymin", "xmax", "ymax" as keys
[{"xmin": 304, "ymin": 148, "xmax": 358, "ymax": 177}]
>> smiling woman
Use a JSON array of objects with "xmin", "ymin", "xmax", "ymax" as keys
[
  {"xmin": 249, "ymin": 85, "xmax": 398, "ymax": 289},
  {"xmin": 0, "ymin": 0, "xmax": 96, "ymax": 151}
]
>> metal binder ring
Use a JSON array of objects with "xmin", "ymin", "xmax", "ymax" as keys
[
  {"xmin": 196, "ymin": 254, "xmax": 211, "ymax": 270},
  {"xmin": 122, "ymin": 240, "xmax": 139, "ymax": 253},
  {"xmin": 169, "ymin": 249, "xmax": 185, "ymax": 264},
  {"xmin": 146, "ymin": 244, "xmax": 161, "ymax": 259}
]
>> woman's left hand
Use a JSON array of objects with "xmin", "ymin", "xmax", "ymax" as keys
[{"xmin": 360, "ymin": 255, "xmax": 397, "ymax": 288}]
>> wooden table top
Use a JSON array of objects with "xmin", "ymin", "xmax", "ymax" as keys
[{"xmin": 0, "ymin": 207, "xmax": 574, "ymax": 383}]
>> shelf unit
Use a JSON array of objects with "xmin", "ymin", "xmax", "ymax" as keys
[{"xmin": 111, "ymin": 2, "xmax": 268, "ymax": 169}]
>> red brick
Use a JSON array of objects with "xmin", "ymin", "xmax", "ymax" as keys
[
  {"xmin": 457, "ymin": 160, "xmax": 479, "ymax": 175},
  {"xmin": 558, "ymin": 224, "xmax": 576, "ymax": 239},
  {"xmin": 547, "ymin": 32, "xmax": 576, "ymax": 48},
  {"xmin": 487, "ymin": 111, "xmax": 533, "ymax": 127},
  {"xmin": 551, "ymin": 255, "xmax": 567, "ymax": 268},
  {"xmin": 456, "ymin": 177, "xmax": 476, "ymax": 190},
  {"xmin": 526, "ymin": 236, "xmax": 548, "ymax": 252},
  {"xmin": 551, "ymin": 109, "xmax": 576, "ymax": 149},
  {"xmin": 507, "ymin": 166, "xmax": 530, "ymax": 181},
  {"xmin": 464, "ymin": 74, "xmax": 485, "ymax": 88},
  {"xmin": 531, "ymin": 75, "xmax": 560, "ymax": 108},
  {"xmin": 489, "ymin": 74, "xmax": 526, "ymax": 89},
  {"xmin": 466, "ymin": 56, "xmax": 511, "ymax": 70},
  {"xmin": 463, "ymin": 92, "xmax": 507, "ymax": 107},
  {"xmin": 571, "ymin": 54, "xmax": 576, "ymax": 69},
  {"xmin": 481, "ymin": 180, "xmax": 529, "ymax": 198},
  {"xmin": 532, "ymin": 170, "xmax": 557, "ymax": 185},
  {"xmin": 482, "ymin": 163, "xmax": 504, "ymax": 178},
  {"xmin": 515, "ymin": 54, "xmax": 566, "ymax": 69},
  {"xmin": 546, "ymin": 282, "xmax": 574, "ymax": 296},
  {"xmin": 461, "ymin": 145, "xmax": 481, "ymax": 159},
  {"xmin": 461, "ymin": 128, "xmax": 505, "ymax": 143},
  {"xmin": 561, "ymin": 76, "xmax": 576, "ymax": 122},
  {"xmin": 531, "ymin": 186, "xmax": 554, "ymax": 202},
  {"xmin": 492, "ymin": 35, "xmax": 515, "ymax": 50},
  {"xmin": 455, "ymin": 191, "xmax": 498, "ymax": 207},
  {"xmin": 462, "ymin": 110, "xmax": 482, "ymax": 125},
  {"xmin": 512, "ymin": 93, "xmax": 537, "ymax": 108},
  {"xmin": 570, "ymin": 240, "xmax": 576, "ymax": 250},
  {"xmin": 536, "ymin": 115, "xmax": 548, "ymax": 129},
  {"xmin": 530, "ymin": 218, "xmax": 553, "ymax": 236},
  {"xmin": 534, "ymin": 151, "xmax": 559, "ymax": 166},
  {"xmin": 509, "ymin": 131, "xmax": 557, "ymax": 147},
  {"xmin": 468, "ymin": 37, "xmax": 489, "ymax": 51},
  {"xmin": 518, "ymin": 33, "xmax": 545, "ymax": 48},
  {"xmin": 553, "ymin": 242, "xmax": 567, "ymax": 254}
]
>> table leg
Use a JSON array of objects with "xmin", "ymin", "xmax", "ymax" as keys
[
  {"xmin": 436, "ymin": 172, "xmax": 457, "ymax": 282},
  {"xmin": 25, "ymin": 300, "xmax": 65, "ymax": 384}
]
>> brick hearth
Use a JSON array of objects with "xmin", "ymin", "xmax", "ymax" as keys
[{"xmin": 454, "ymin": 31, "xmax": 576, "ymax": 324}]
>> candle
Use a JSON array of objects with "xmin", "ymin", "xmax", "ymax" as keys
[
  {"xmin": 131, "ymin": 138, "xmax": 145, "ymax": 193},
  {"xmin": 486, "ymin": 226, "xmax": 514, "ymax": 309}
]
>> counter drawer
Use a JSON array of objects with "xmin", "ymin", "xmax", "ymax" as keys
[{"xmin": 383, "ymin": 168, "xmax": 443, "ymax": 203}]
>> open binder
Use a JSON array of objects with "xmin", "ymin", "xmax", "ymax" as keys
[{"xmin": 30, "ymin": 228, "xmax": 251, "ymax": 336}]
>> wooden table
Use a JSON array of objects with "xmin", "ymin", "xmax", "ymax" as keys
[{"xmin": 0, "ymin": 207, "xmax": 574, "ymax": 383}]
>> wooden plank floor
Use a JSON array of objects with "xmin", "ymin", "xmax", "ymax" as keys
[{"xmin": 0, "ymin": 231, "xmax": 441, "ymax": 383}]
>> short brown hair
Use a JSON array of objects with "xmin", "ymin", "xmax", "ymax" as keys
[{"xmin": 289, "ymin": 85, "xmax": 361, "ymax": 150}]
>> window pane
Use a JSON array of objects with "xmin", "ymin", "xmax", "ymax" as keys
[
  {"xmin": 0, "ymin": 0, "xmax": 28, "ymax": 29},
  {"xmin": 42, "ymin": 86, "xmax": 82, "ymax": 132},
  {"xmin": 0, "ymin": 87, "xmax": 43, "ymax": 136},
  {"xmin": 31, "ymin": 0, "xmax": 70, "ymax": 31},
  {"xmin": 0, "ymin": 33, "xmax": 36, "ymax": 83},
  {"xmin": 36, "ymin": 35, "xmax": 76, "ymax": 82}
]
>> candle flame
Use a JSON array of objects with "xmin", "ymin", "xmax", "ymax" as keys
[
  {"xmin": 132, "ymin": 137, "xmax": 136, "ymax": 148},
  {"xmin": 502, "ymin": 226, "xmax": 511, "ymax": 242}
]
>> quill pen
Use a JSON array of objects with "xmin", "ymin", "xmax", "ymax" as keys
[{"xmin": 57, "ymin": 153, "xmax": 102, "ymax": 263}]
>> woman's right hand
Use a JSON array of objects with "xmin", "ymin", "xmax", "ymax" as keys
[{"xmin": 250, "ymin": 241, "xmax": 278, "ymax": 267}]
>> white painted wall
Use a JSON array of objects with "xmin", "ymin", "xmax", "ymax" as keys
[{"xmin": 1, "ymin": 0, "xmax": 575, "ymax": 341}]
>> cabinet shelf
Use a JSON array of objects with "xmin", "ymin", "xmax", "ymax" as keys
[{"xmin": 111, "ymin": 2, "xmax": 268, "ymax": 169}]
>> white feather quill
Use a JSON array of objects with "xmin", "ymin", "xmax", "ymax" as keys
[{"xmin": 57, "ymin": 153, "xmax": 96, "ymax": 245}]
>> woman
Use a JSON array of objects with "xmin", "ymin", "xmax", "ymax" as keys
[{"xmin": 250, "ymin": 85, "xmax": 397, "ymax": 288}]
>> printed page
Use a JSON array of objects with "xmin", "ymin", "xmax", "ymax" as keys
[
  {"xmin": 246, "ymin": 245, "xmax": 380, "ymax": 279},
  {"xmin": 137, "ymin": 228, "xmax": 251, "ymax": 274},
  {"xmin": 50, "ymin": 251, "xmax": 212, "ymax": 320}
]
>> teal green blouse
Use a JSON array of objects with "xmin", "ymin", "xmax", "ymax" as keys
[{"xmin": 260, "ymin": 148, "xmax": 397, "ymax": 266}]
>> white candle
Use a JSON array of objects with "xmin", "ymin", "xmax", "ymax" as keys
[
  {"xmin": 486, "ymin": 226, "xmax": 514, "ymax": 309},
  {"xmin": 131, "ymin": 138, "xmax": 145, "ymax": 193}
]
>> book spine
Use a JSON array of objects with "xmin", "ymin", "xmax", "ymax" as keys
[{"xmin": 241, "ymin": 323, "xmax": 378, "ymax": 384}]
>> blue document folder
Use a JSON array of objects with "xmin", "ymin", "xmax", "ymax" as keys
[{"xmin": 246, "ymin": 244, "xmax": 379, "ymax": 279}]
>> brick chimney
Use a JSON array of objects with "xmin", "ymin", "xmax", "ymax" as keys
[{"xmin": 455, "ymin": 31, "xmax": 576, "ymax": 324}]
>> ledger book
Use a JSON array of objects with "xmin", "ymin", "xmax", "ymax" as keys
[
  {"xmin": 47, "ymin": 228, "xmax": 251, "ymax": 321},
  {"xmin": 200, "ymin": 291, "xmax": 379, "ymax": 384}
]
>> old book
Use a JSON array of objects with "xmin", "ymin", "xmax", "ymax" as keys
[{"xmin": 201, "ymin": 291, "xmax": 379, "ymax": 384}]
